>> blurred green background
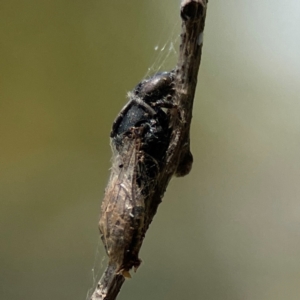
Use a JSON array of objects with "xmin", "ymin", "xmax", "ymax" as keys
[{"xmin": 1, "ymin": 0, "xmax": 300, "ymax": 299}]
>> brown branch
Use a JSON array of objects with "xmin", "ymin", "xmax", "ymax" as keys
[{"xmin": 90, "ymin": 1, "xmax": 208, "ymax": 299}]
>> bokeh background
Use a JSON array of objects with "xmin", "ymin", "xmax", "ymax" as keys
[{"xmin": 1, "ymin": 1, "xmax": 300, "ymax": 299}]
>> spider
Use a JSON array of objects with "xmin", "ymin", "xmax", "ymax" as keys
[{"xmin": 111, "ymin": 71, "xmax": 175, "ymax": 164}]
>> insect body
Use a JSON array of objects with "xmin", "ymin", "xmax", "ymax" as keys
[{"xmin": 99, "ymin": 71, "xmax": 174, "ymax": 276}]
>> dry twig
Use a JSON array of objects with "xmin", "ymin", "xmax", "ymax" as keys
[{"xmin": 91, "ymin": 1, "xmax": 208, "ymax": 299}]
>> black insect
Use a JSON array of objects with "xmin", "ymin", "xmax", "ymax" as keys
[
  {"xmin": 99, "ymin": 71, "xmax": 175, "ymax": 276},
  {"xmin": 111, "ymin": 71, "xmax": 175, "ymax": 165}
]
